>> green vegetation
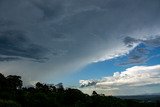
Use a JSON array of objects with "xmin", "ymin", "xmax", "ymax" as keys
[{"xmin": 0, "ymin": 73, "xmax": 159, "ymax": 107}]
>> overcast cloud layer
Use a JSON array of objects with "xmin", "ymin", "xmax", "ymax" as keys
[{"xmin": 0, "ymin": 0, "xmax": 160, "ymax": 85}]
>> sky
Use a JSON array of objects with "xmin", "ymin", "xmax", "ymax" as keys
[{"xmin": 0, "ymin": 0, "xmax": 160, "ymax": 95}]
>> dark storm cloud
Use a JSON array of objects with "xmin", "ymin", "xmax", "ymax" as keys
[
  {"xmin": 121, "ymin": 45, "xmax": 149, "ymax": 65},
  {"xmin": 0, "ymin": 57, "xmax": 20, "ymax": 62},
  {"xmin": 121, "ymin": 36, "xmax": 160, "ymax": 65},
  {"xmin": 0, "ymin": 0, "xmax": 160, "ymax": 85},
  {"xmin": 0, "ymin": 30, "xmax": 49, "ymax": 62},
  {"xmin": 123, "ymin": 36, "xmax": 160, "ymax": 48},
  {"xmin": 123, "ymin": 37, "xmax": 139, "ymax": 47},
  {"xmin": 0, "ymin": 19, "xmax": 14, "ymax": 27},
  {"xmin": 143, "ymin": 36, "xmax": 160, "ymax": 47},
  {"xmin": 30, "ymin": 0, "xmax": 66, "ymax": 20}
]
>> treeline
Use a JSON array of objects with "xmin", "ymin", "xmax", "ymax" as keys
[{"xmin": 0, "ymin": 73, "xmax": 160, "ymax": 107}]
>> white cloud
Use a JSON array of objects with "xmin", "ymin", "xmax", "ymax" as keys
[
  {"xmin": 79, "ymin": 65, "xmax": 160, "ymax": 95},
  {"xmin": 92, "ymin": 42, "xmax": 139, "ymax": 62},
  {"xmin": 80, "ymin": 65, "xmax": 160, "ymax": 87},
  {"xmin": 79, "ymin": 80, "xmax": 98, "ymax": 88},
  {"xmin": 98, "ymin": 65, "xmax": 160, "ymax": 86}
]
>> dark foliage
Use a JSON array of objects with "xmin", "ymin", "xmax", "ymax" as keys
[{"xmin": 0, "ymin": 73, "xmax": 159, "ymax": 107}]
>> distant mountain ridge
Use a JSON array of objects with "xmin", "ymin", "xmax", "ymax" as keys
[{"xmin": 116, "ymin": 94, "xmax": 160, "ymax": 102}]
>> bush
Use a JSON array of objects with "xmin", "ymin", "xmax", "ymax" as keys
[{"xmin": 0, "ymin": 99, "xmax": 21, "ymax": 107}]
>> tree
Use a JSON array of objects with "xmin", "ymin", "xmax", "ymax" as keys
[
  {"xmin": 36, "ymin": 82, "xmax": 44, "ymax": 90},
  {"xmin": 56, "ymin": 83, "xmax": 64, "ymax": 92},
  {"xmin": 36, "ymin": 82, "xmax": 50, "ymax": 92},
  {"xmin": 6, "ymin": 75, "xmax": 22, "ymax": 90},
  {"xmin": 49, "ymin": 85, "xmax": 56, "ymax": 92},
  {"xmin": 0, "ymin": 73, "xmax": 6, "ymax": 90},
  {"xmin": 92, "ymin": 91, "xmax": 98, "ymax": 96}
]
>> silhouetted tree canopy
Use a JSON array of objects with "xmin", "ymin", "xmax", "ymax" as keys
[
  {"xmin": 0, "ymin": 73, "xmax": 6, "ymax": 90},
  {"xmin": 0, "ymin": 73, "xmax": 22, "ymax": 91},
  {"xmin": 6, "ymin": 75, "xmax": 22, "ymax": 90},
  {"xmin": 92, "ymin": 91, "xmax": 98, "ymax": 96}
]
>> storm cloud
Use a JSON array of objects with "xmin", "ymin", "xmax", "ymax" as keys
[
  {"xmin": 119, "ymin": 36, "xmax": 160, "ymax": 65},
  {"xmin": 0, "ymin": 0, "xmax": 160, "ymax": 84},
  {"xmin": 0, "ymin": 30, "xmax": 49, "ymax": 62}
]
